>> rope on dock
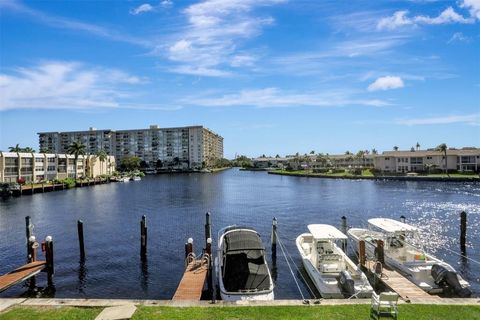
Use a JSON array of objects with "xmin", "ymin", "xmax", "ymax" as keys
[{"xmin": 274, "ymin": 230, "xmax": 318, "ymax": 300}]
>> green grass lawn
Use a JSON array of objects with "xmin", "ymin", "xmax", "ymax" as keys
[
  {"xmin": 2, "ymin": 305, "xmax": 479, "ymax": 320},
  {"xmin": 0, "ymin": 306, "xmax": 101, "ymax": 320}
]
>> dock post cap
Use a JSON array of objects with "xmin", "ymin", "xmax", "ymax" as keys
[
  {"xmin": 28, "ymin": 235, "xmax": 36, "ymax": 242},
  {"xmin": 45, "ymin": 236, "xmax": 53, "ymax": 242},
  {"xmin": 207, "ymin": 237, "xmax": 212, "ymax": 244},
  {"xmin": 272, "ymin": 217, "xmax": 277, "ymax": 224},
  {"xmin": 187, "ymin": 238, "xmax": 193, "ymax": 244}
]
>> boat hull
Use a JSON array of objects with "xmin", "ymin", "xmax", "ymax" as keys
[{"xmin": 296, "ymin": 233, "xmax": 373, "ymax": 299}]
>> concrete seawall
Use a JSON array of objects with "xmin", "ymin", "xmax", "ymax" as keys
[{"xmin": 268, "ymin": 171, "xmax": 480, "ymax": 182}]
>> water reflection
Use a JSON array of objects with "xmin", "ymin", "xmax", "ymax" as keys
[{"xmin": 1, "ymin": 170, "xmax": 479, "ymax": 299}]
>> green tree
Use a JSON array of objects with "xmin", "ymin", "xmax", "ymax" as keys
[
  {"xmin": 8, "ymin": 144, "xmax": 21, "ymax": 152},
  {"xmin": 436, "ymin": 143, "xmax": 448, "ymax": 175},
  {"xmin": 393, "ymin": 146, "xmax": 399, "ymax": 151},
  {"xmin": 310, "ymin": 150, "xmax": 315, "ymax": 155},
  {"xmin": 371, "ymin": 148, "xmax": 378, "ymax": 155},
  {"xmin": 416, "ymin": 142, "xmax": 420, "ymax": 150},
  {"xmin": 121, "ymin": 156, "xmax": 141, "ymax": 171},
  {"xmin": 96, "ymin": 150, "xmax": 108, "ymax": 175},
  {"xmin": 67, "ymin": 141, "xmax": 86, "ymax": 179}
]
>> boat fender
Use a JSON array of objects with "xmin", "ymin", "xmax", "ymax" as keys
[
  {"xmin": 431, "ymin": 264, "xmax": 471, "ymax": 297},
  {"xmin": 337, "ymin": 270, "xmax": 355, "ymax": 296}
]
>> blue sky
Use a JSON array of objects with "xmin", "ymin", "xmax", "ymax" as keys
[{"xmin": 0, "ymin": 0, "xmax": 479, "ymax": 158}]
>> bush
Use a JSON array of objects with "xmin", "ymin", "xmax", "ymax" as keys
[
  {"xmin": 351, "ymin": 168, "xmax": 362, "ymax": 175},
  {"xmin": 61, "ymin": 178, "xmax": 76, "ymax": 189},
  {"xmin": 329, "ymin": 169, "xmax": 345, "ymax": 174}
]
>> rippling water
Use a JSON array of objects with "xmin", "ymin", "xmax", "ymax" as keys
[{"xmin": 1, "ymin": 169, "xmax": 479, "ymax": 299}]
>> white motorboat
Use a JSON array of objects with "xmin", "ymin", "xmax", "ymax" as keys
[
  {"xmin": 215, "ymin": 226, "xmax": 274, "ymax": 301},
  {"xmin": 131, "ymin": 176, "xmax": 141, "ymax": 181},
  {"xmin": 296, "ymin": 224, "xmax": 373, "ymax": 298},
  {"xmin": 348, "ymin": 218, "xmax": 471, "ymax": 297}
]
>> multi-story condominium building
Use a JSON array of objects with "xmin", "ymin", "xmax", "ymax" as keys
[
  {"xmin": 374, "ymin": 148, "xmax": 480, "ymax": 173},
  {"xmin": 0, "ymin": 152, "xmax": 115, "ymax": 183},
  {"xmin": 38, "ymin": 125, "xmax": 224, "ymax": 169}
]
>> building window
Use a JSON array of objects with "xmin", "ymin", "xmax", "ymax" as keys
[{"xmin": 385, "ymin": 157, "xmax": 390, "ymax": 160}]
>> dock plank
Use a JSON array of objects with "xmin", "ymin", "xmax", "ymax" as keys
[
  {"xmin": 365, "ymin": 261, "xmax": 431, "ymax": 301},
  {"xmin": 0, "ymin": 261, "xmax": 46, "ymax": 293},
  {"xmin": 172, "ymin": 259, "xmax": 208, "ymax": 301}
]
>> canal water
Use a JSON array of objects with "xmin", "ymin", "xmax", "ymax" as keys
[{"xmin": 1, "ymin": 169, "xmax": 479, "ymax": 299}]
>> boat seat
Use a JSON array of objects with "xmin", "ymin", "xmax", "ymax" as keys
[{"xmin": 318, "ymin": 254, "xmax": 344, "ymax": 273}]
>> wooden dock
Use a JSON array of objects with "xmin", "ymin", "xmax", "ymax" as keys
[
  {"xmin": 365, "ymin": 261, "xmax": 433, "ymax": 302},
  {"xmin": 0, "ymin": 261, "xmax": 46, "ymax": 293},
  {"xmin": 172, "ymin": 259, "xmax": 208, "ymax": 301}
]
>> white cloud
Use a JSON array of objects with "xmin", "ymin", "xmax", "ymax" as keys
[
  {"xmin": 0, "ymin": 62, "xmax": 144, "ymax": 111},
  {"xmin": 161, "ymin": 0, "xmax": 174, "ymax": 8},
  {"xmin": 367, "ymin": 76, "xmax": 404, "ymax": 91},
  {"xmin": 130, "ymin": 3, "xmax": 154, "ymax": 15},
  {"xmin": 0, "ymin": 0, "xmax": 150, "ymax": 47},
  {"xmin": 460, "ymin": 0, "xmax": 480, "ymax": 20},
  {"xmin": 397, "ymin": 114, "xmax": 480, "ymax": 125},
  {"xmin": 377, "ymin": 11, "xmax": 413, "ymax": 30},
  {"xmin": 162, "ymin": 0, "xmax": 285, "ymax": 76},
  {"xmin": 448, "ymin": 32, "xmax": 471, "ymax": 43},
  {"xmin": 377, "ymin": 7, "xmax": 474, "ymax": 30},
  {"xmin": 182, "ymin": 87, "xmax": 390, "ymax": 108},
  {"xmin": 414, "ymin": 7, "xmax": 472, "ymax": 24}
]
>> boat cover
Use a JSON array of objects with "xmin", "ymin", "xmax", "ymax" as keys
[
  {"xmin": 222, "ymin": 229, "xmax": 271, "ymax": 292},
  {"xmin": 224, "ymin": 229, "xmax": 265, "ymax": 253},
  {"xmin": 307, "ymin": 224, "xmax": 348, "ymax": 240},
  {"xmin": 368, "ymin": 218, "xmax": 418, "ymax": 233}
]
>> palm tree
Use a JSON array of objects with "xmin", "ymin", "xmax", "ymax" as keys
[
  {"xmin": 39, "ymin": 148, "xmax": 50, "ymax": 153},
  {"xmin": 416, "ymin": 142, "xmax": 420, "ymax": 151},
  {"xmin": 8, "ymin": 144, "xmax": 21, "ymax": 152},
  {"xmin": 436, "ymin": 143, "xmax": 448, "ymax": 175},
  {"xmin": 23, "ymin": 147, "xmax": 35, "ymax": 153},
  {"xmin": 67, "ymin": 141, "xmax": 86, "ymax": 179},
  {"xmin": 310, "ymin": 150, "xmax": 315, "ymax": 155},
  {"xmin": 393, "ymin": 146, "xmax": 399, "ymax": 151},
  {"xmin": 371, "ymin": 148, "xmax": 378, "ymax": 155},
  {"xmin": 96, "ymin": 150, "xmax": 108, "ymax": 175}
]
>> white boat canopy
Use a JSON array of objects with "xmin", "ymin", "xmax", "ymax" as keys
[
  {"xmin": 307, "ymin": 224, "xmax": 348, "ymax": 240},
  {"xmin": 368, "ymin": 218, "xmax": 418, "ymax": 233}
]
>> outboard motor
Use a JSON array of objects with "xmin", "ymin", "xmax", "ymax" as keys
[
  {"xmin": 431, "ymin": 264, "xmax": 471, "ymax": 297},
  {"xmin": 337, "ymin": 270, "xmax": 355, "ymax": 296}
]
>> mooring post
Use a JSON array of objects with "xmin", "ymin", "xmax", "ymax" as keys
[
  {"xmin": 271, "ymin": 217, "xmax": 277, "ymax": 259},
  {"xmin": 206, "ymin": 237, "xmax": 212, "ymax": 256},
  {"xmin": 205, "ymin": 212, "xmax": 211, "ymax": 249},
  {"xmin": 45, "ymin": 236, "xmax": 54, "ymax": 286},
  {"xmin": 25, "ymin": 216, "xmax": 32, "ymax": 261},
  {"xmin": 400, "ymin": 215, "xmax": 406, "ymax": 223},
  {"xmin": 140, "ymin": 215, "xmax": 147, "ymax": 258},
  {"xmin": 460, "ymin": 211, "xmax": 467, "ymax": 255},
  {"xmin": 359, "ymin": 240, "xmax": 366, "ymax": 266},
  {"xmin": 341, "ymin": 216, "xmax": 348, "ymax": 251},
  {"xmin": 77, "ymin": 220, "xmax": 85, "ymax": 259},
  {"xmin": 186, "ymin": 238, "xmax": 193, "ymax": 259},
  {"xmin": 376, "ymin": 240, "xmax": 384, "ymax": 265}
]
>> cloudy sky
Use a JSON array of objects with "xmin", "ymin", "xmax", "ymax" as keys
[{"xmin": 0, "ymin": 0, "xmax": 479, "ymax": 157}]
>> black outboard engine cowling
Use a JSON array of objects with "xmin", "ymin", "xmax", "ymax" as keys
[
  {"xmin": 431, "ymin": 264, "xmax": 471, "ymax": 297},
  {"xmin": 337, "ymin": 270, "xmax": 355, "ymax": 296}
]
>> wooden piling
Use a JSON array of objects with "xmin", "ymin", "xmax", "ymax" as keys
[
  {"xmin": 271, "ymin": 217, "xmax": 277, "ymax": 259},
  {"xmin": 460, "ymin": 211, "xmax": 467, "ymax": 254},
  {"xmin": 205, "ymin": 212, "xmax": 211, "ymax": 249},
  {"xmin": 185, "ymin": 238, "xmax": 193, "ymax": 258},
  {"xmin": 359, "ymin": 240, "xmax": 366, "ymax": 266},
  {"xmin": 400, "ymin": 215, "xmax": 406, "ymax": 223},
  {"xmin": 340, "ymin": 216, "xmax": 347, "ymax": 251},
  {"xmin": 45, "ymin": 236, "xmax": 54, "ymax": 286},
  {"xmin": 25, "ymin": 216, "xmax": 32, "ymax": 261},
  {"xmin": 77, "ymin": 220, "xmax": 85, "ymax": 259},
  {"xmin": 140, "ymin": 215, "xmax": 147, "ymax": 258},
  {"xmin": 376, "ymin": 240, "xmax": 385, "ymax": 264}
]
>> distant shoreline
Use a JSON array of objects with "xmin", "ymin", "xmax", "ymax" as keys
[{"xmin": 268, "ymin": 171, "xmax": 480, "ymax": 182}]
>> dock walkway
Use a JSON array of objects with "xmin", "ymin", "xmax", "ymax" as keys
[
  {"xmin": 172, "ymin": 259, "xmax": 208, "ymax": 301},
  {"xmin": 0, "ymin": 261, "xmax": 46, "ymax": 293},
  {"xmin": 365, "ymin": 261, "xmax": 433, "ymax": 302}
]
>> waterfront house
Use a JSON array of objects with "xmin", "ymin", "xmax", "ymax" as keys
[
  {"xmin": 374, "ymin": 148, "xmax": 480, "ymax": 173},
  {"xmin": 0, "ymin": 152, "xmax": 116, "ymax": 183}
]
